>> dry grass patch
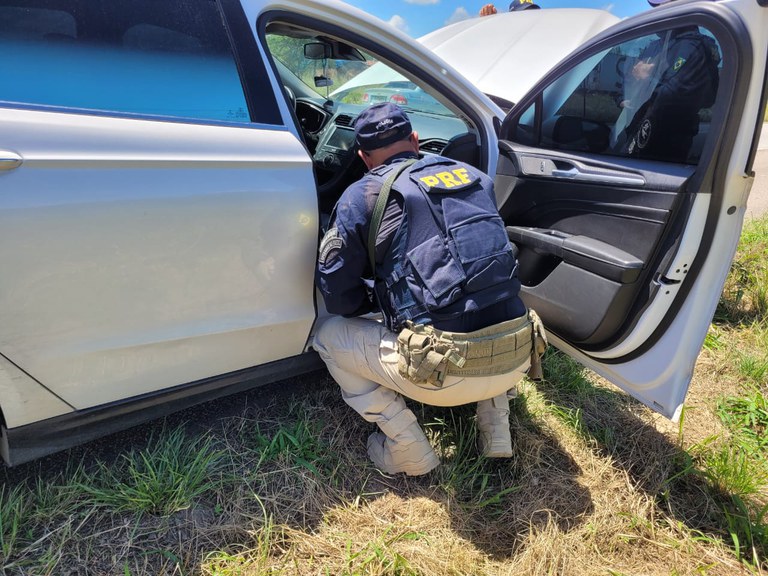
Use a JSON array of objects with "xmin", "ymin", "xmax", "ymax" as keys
[
  {"xmin": 197, "ymin": 362, "xmax": 759, "ymax": 576},
  {"xmin": 1, "ymin": 363, "xmax": 763, "ymax": 575}
]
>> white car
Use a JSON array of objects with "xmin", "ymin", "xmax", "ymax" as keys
[{"xmin": 0, "ymin": 0, "xmax": 765, "ymax": 465}]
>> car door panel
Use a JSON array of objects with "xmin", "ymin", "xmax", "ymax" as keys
[
  {"xmin": 0, "ymin": 108, "xmax": 318, "ymax": 411},
  {"xmin": 0, "ymin": 0, "xmax": 322, "ymax": 417},
  {"xmin": 506, "ymin": 226, "xmax": 645, "ymax": 283},
  {"xmin": 493, "ymin": 0, "xmax": 767, "ymax": 418},
  {"xmin": 496, "ymin": 144, "xmax": 693, "ymax": 345}
]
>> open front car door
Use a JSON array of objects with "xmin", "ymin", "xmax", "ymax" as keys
[{"xmin": 494, "ymin": 0, "xmax": 768, "ymax": 419}]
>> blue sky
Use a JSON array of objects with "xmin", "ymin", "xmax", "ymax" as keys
[{"xmin": 342, "ymin": 0, "xmax": 654, "ymax": 38}]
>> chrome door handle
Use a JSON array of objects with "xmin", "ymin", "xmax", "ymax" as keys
[
  {"xmin": 551, "ymin": 166, "xmax": 645, "ymax": 187},
  {"xmin": 0, "ymin": 152, "xmax": 23, "ymax": 171}
]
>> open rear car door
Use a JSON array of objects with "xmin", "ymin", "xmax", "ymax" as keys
[{"xmin": 493, "ymin": 0, "xmax": 768, "ymax": 419}]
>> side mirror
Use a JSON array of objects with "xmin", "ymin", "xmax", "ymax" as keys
[{"xmin": 304, "ymin": 42, "xmax": 331, "ymax": 60}]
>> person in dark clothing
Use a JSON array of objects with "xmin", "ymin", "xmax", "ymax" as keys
[
  {"xmin": 480, "ymin": 0, "xmax": 540, "ymax": 17},
  {"xmin": 312, "ymin": 103, "xmax": 545, "ymax": 476},
  {"xmin": 618, "ymin": 0, "xmax": 720, "ymax": 161}
]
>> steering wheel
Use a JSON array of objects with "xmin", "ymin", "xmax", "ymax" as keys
[{"xmin": 316, "ymin": 141, "xmax": 367, "ymax": 213}]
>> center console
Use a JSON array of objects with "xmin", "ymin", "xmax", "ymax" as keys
[
  {"xmin": 313, "ymin": 114, "xmax": 366, "ymax": 210},
  {"xmin": 313, "ymin": 115, "xmax": 357, "ymax": 171}
]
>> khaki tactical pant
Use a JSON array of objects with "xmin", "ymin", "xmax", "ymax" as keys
[{"xmin": 313, "ymin": 316, "xmax": 531, "ymax": 411}]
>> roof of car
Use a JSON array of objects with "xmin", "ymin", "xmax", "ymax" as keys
[{"xmin": 419, "ymin": 8, "xmax": 621, "ymax": 104}]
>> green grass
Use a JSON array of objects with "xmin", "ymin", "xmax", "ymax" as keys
[
  {"xmin": 718, "ymin": 217, "xmax": 768, "ymax": 322},
  {"xmin": 340, "ymin": 528, "xmax": 421, "ymax": 576},
  {"xmin": 426, "ymin": 406, "xmax": 523, "ymax": 510},
  {"xmin": 703, "ymin": 326, "xmax": 725, "ymax": 350},
  {"xmin": 709, "ymin": 352, "xmax": 768, "ymax": 564},
  {"xmin": 246, "ymin": 411, "xmax": 327, "ymax": 475},
  {"xmin": 695, "ymin": 216, "xmax": 768, "ymax": 566},
  {"xmin": 698, "ymin": 443, "xmax": 767, "ymax": 498},
  {"xmin": 0, "ymin": 485, "xmax": 29, "ymax": 562},
  {"xmin": 737, "ymin": 354, "xmax": 768, "ymax": 384},
  {"xmin": 78, "ymin": 425, "xmax": 225, "ymax": 516},
  {"xmin": 718, "ymin": 385, "xmax": 768, "ymax": 454}
]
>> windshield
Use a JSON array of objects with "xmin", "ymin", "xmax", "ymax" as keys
[
  {"xmin": 333, "ymin": 63, "xmax": 454, "ymax": 117},
  {"xmin": 266, "ymin": 35, "xmax": 326, "ymax": 97},
  {"xmin": 266, "ymin": 33, "xmax": 454, "ymax": 117}
]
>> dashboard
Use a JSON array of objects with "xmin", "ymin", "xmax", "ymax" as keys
[
  {"xmin": 314, "ymin": 114, "xmax": 356, "ymax": 171},
  {"xmin": 293, "ymin": 97, "xmax": 479, "ymax": 210}
]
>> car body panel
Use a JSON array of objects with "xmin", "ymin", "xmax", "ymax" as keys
[
  {"xmin": 1, "ymin": 353, "xmax": 324, "ymax": 466},
  {"xmin": 0, "ymin": 0, "xmax": 510, "ymax": 461},
  {"xmin": 0, "ymin": 107, "xmax": 318, "ymax": 411},
  {"xmin": 420, "ymin": 9, "xmax": 621, "ymax": 105},
  {"xmin": 360, "ymin": 81, "xmax": 448, "ymax": 115},
  {"xmin": 0, "ymin": 353, "xmax": 72, "ymax": 429}
]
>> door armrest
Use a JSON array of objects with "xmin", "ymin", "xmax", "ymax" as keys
[{"xmin": 507, "ymin": 226, "xmax": 643, "ymax": 284}]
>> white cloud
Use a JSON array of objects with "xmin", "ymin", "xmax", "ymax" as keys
[
  {"xmin": 405, "ymin": 0, "xmax": 440, "ymax": 4},
  {"xmin": 445, "ymin": 7, "xmax": 471, "ymax": 26},
  {"xmin": 602, "ymin": 3, "xmax": 615, "ymax": 11},
  {"xmin": 388, "ymin": 14, "xmax": 409, "ymax": 33}
]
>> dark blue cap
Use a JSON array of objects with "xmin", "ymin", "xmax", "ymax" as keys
[
  {"xmin": 354, "ymin": 103, "xmax": 413, "ymax": 152},
  {"xmin": 509, "ymin": 0, "xmax": 540, "ymax": 11},
  {"xmin": 648, "ymin": 0, "xmax": 673, "ymax": 5}
]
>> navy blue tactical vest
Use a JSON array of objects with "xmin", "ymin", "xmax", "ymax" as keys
[{"xmin": 370, "ymin": 156, "xmax": 521, "ymax": 332}]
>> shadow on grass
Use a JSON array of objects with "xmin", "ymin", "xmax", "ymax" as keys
[
  {"xmin": 201, "ymin": 375, "xmax": 592, "ymax": 567},
  {"xmin": 533, "ymin": 350, "xmax": 767, "ymax": 565},
  {"xmin": 0, "ymin": 372, "xmax": 352, "ymax": 574},
  {"xmin": 301, "ymin": 384, "xmax": 594, "ymax": 563},
  {"xmin": 416, "ymin": 398, "xmax": 594, "ymax": 560}
]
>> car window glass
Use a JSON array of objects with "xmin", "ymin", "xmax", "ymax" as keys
[
  {"xmin": 332, "ymin": 68, "xmax": 454, "ymax": 118},
  {"xmin": 122, "ymin": 24, "xmax": 205, "ymax": 53},
  {"xmin": 265, "ymin": 33, "xmax": 456, "ymax": 119},
  {"xmin": 515, "ymin": 97, "xmax": 537, "ymax": 146},
  {"xmin": 0, "ymin": 6, "xmax": 76, "ymax": 39},
  {"xmin": 265, "ymin": 24, "xmax": 478, "ymax": 205},
  {"xmin": 512, "ymin": 27, "xmax": 722, "ymax": 164},
  {"xmin": 0, "ymin": 0, "xmax": 255, "ymax": 124},
  {"xmin": 266, "ymin": 35, "xmax": 328, "ymax": 99}
]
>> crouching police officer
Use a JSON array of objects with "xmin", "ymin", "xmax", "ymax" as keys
[{"xmin": 313, "ymin": 103, "xmax": 546, "ymax": 476}]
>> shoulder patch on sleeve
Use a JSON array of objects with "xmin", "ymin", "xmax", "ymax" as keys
[
  {"xmin": 673, "ymin": 56, "xmax": 687, "ymax": 71},
  {"xmin": 319, "ymin": 227, "xmax": 344, "ymax": 265}
]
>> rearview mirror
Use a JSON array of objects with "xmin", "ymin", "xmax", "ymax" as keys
[{"xmin": 304, "ymin": 40, "xmax": 366, "ymax": 62}]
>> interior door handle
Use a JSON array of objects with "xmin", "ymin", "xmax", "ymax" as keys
[
  {"xmin": 0, "ymin": 152, "xmax": 23, "ymax": 171},
  {"xmin": 551, "ymin": 166, "xmax": 645, "ymax": 187}
]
